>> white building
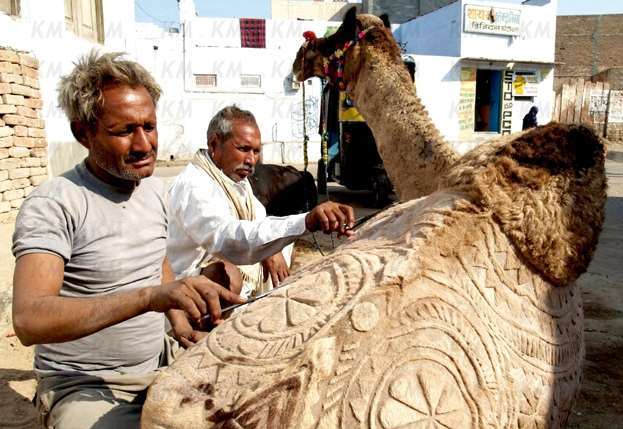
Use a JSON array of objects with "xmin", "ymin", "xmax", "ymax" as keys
[
  {"xmin": 271, "ymin": 0, "xmax": 361, "ymax": 21},
  {"xmin": 394, "ymin": 0, "xmax": 557, "ymax": 153},
  {"xmin": 135, "ymin": 0, "xmax": 336, "ymax": 164},
  {"xmin": 147, "ymin": 0, "xmax": 558, "ymax": 161},
  {"xmin": 0, "ymin": 0, "xmax": 136, "ymax": 175}
]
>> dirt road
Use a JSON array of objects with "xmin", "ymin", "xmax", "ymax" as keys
[{"xmin": 567, "ymin": 157, "xmax": 623, "ymax": 428}]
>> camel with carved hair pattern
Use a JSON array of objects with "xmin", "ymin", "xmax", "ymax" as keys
[{"xmin": 141, "ymin": 8, "xmax": 606, "ymax": 429}]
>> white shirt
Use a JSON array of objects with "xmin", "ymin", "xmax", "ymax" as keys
[{"xmin": 167, "ymin": 162, "xmax": 307, "ymax": 279}]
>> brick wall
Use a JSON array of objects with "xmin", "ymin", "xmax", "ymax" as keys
[
  {"xmin": 592, "ymin": 67, "xmax": 623, "ymax": 90},
  {"xmin": 555, "ymin": 15, "xmax": 623, "ymax": 91},
  {"xmin": 0, "ymin": 48, "xmax": 47, "ymax": 223}
]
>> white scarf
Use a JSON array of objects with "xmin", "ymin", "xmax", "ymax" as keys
[{"xmin": 192, "ymin": 149, "xmax": 266, "ymax": 296}]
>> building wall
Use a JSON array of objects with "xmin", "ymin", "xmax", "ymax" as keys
[
  {"xmin": 393, "ymin": 1, "xmax": 461, "ymax": 57},
  {"xmin": 271, "ymin": 0, "xmax": 361, "ymax": 21},
  {"xmin": 555, "ymin": 14, "xmax": 623, "ymax": 91},
  {"xmin": 394, "ymin": 0, "xmax": 556, "ymax": 63},
  {"xmin": 0, "ymin": 0, "xmax": 136, "ymax": 176},
  {"xmin": 363, "ymin": 0, "xmax": 456, "ymax": 24},
  {"xmin": 592, "ymin": 67, "xmax": 623, "ymax": 90},
  {"xmin": 414, "ymin": 55, "xmax": 554, "ymax": 153},
  {"xmin": 135, "ymin": 17, "xmax": 336, "ymax": 164},
  {"xmin": 459, "ymin": 0, "xmax": 557, "ymax": 64}
]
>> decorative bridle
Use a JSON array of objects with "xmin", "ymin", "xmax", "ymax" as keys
[{"xmin": 302, "ymin": 28, "xmax": 372, "ymax": 90}]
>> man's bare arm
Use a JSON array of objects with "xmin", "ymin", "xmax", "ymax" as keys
[
  {"xmin": 12, "ymin": 253, "xmax": 244, "ymax": 346},
  {"xmin": 164, "ymin": 257, "xmax": 194, "ymax": 343},
  {"xmin": 162, "ymin": 256, "xmax": 176, "ymax": 283}
]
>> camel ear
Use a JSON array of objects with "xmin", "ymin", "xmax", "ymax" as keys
[
  {"xmin": 344, "ymin": 6, "xmax": 357, "ymax": 25},
  {"xmin": 380, "ymin": 13, "xmax": 391, "ymax": 28},
  {"xmin": 341, "ymin": 6, "xmax": 358, "ymax": 36},
  {"xmin": 325, "ymin": 6, "xmax": 358, "ymax": 48}
]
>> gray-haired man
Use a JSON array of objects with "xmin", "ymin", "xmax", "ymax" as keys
[
  {"xmin": 11, "ymin": 51, "xmax": 243, "ymax": 428},
  {"xmin": 167, "ymin": 105, "xmax": 356, "ymax": 345}
]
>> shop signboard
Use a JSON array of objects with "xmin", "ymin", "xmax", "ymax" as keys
[
  {"xmin": 459, "ymin": 67, "xmax": 476, "ymax": 138},
  {"xmin": 464, "ymin": 4, "xmax": 521, "ymax": 37},
  {"xmin": 608, "ymin": 91, "xmax": 623, "ymax": 123},
  {"xmin": 513, "ymin": 72, "xmax": 539, "ymax": 97},
  {"xmin": 500, "ymin": 69, "xmax": 514, "ymax": 134}
]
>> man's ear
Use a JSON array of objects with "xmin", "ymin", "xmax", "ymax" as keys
[
  {"xmin": 207, "ymin": 134, "xmax": 219, "ymax": 156},
  {"xmin": 70, "ymin": 121, "xmax": 91, "ymax": 150}
]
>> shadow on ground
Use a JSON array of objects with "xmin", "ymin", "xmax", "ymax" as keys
[
  {"xmin": 0, "ymin": 368, "xmax": 37, "ymax": 429},
  {"xmin": 559, "ymin": 196, "xmax": 622, "ymax": 428}
]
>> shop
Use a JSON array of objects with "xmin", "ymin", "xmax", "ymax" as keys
[{"xmin": 394, "ymin": 0, "xmax": 557, "ymax": 152}]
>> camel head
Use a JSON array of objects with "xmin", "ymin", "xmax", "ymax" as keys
[
  {"xmin": 445, "ymin": 123, "xmax": 607, "ymax": 286},
  {"xmin": 292, "ymin": 7, "xmax": 401, "ymax": 91}
]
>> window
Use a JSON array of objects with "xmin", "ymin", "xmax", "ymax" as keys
[
  {"xmin": 240, "ymin": 74, "xmax": 261, "ymax": 88},
  {"xmin": 195, "ymin": 74, "xmax": 217, "ymax": 88},
  {"xmin": 0, "ymin": 0, "xmax": 20, "ymax": 16},
  {"xmin": 239, "ymin": 18, "xmax": 266, "ymax": 48},
  {"xmin": 64, "ymin": 0, "xmax": 104, "ymax": 43}
]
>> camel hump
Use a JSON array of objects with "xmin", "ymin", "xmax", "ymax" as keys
[
  {"xmin": 503, "ymin": 122, "xmax": 605, "ymax": 175},
  {"xmin": 445, "ymin": 122, "xmax": 607, "ymax": 286}
]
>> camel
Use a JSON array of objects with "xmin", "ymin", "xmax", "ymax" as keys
[
  {"xmin": 293, "ymin": 11, "xmax": 458, "ymax": 201},
  {"xmin": 141, "ymin": 8, "xmax": 606, "ymax": 429}
]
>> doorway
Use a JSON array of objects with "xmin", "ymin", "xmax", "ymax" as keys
[{"xmin": 474, "ymin": 69, "xmax": 502, "ymax": 132}]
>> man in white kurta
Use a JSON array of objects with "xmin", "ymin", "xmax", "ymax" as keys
[
  {"xmin": 167, "ymin": 106, "xmax": 355, "ymax": 304},
  {"xmin": 168, "ymin": 153, "xmax": 305, "ymax": 298}
]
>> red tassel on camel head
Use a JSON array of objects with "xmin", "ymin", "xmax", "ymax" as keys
[{"xmin": 303, "ymin": 31, "xmax": 317, "ymax": 41}]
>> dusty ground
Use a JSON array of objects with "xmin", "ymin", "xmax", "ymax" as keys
[
  {"xmin": 0, "ymin": 157, "xmax": 621, "ymax": 428},
  {"xmin": 567, "ymin": 155, "xmax": 623, "ymax": 428}
]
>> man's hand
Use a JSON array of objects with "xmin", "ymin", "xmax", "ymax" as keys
[
  {"xmin": 148, "ymin": 276, "xmax": 245, "ymax": 326},
  {"xmin": 305, "ymin": 201, "xmax": 356, "ymax": 237},
  {"xmin": 200, "ymin": 260, "xmax": 243, "ymax": 297},
  {"xmin": 262, "ymin": 252, "xmax": 289, "ymax": 287},
  {"xmin": 167, "ymin": 309, "xmax": 209, "ymax": 348}
]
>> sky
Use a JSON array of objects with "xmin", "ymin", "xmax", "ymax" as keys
[{"xmin": 134, "ymin": 0, "xmax": 623, "ymax": 28}]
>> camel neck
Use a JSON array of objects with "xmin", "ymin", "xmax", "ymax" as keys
[{"xmin": 349, "ymin": 44, "xmax": 458, "ymax": 200}]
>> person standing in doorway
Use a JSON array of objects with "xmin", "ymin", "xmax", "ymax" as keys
[{"xmin": 522, "ymin": 106, "xmax": 539, "ymax": 130}]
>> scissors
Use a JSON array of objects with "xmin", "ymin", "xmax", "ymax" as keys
[{"xmin": 200, "ymin": 282, "xmax": 290, "ymax": 323}]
